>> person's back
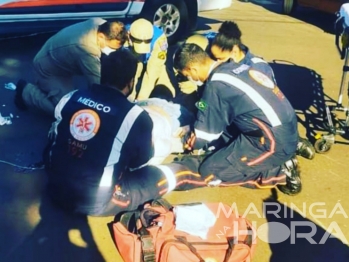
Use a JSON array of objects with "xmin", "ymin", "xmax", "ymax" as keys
[
  {"xmin": 173, "ymin": 43, "xmax": 302, "ymax": 195},
  {"xmin": 207, "ymin": 61, "xmax": 298, "ymax": 151},
  {"xmin": 34, "ymin": 18, "xmax": 105, "ymax": 75},
  {"xmin": 15, "ymin": 18, "xmax": 128, "ymax": 116},
  {"xmin": 44, "ymin": 50, "xmax": 154, "ymax": 215}
]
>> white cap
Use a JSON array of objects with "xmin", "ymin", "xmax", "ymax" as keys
[{"xmin": 129, "ymin": 18, "xmax": 154, "ymax": 54}]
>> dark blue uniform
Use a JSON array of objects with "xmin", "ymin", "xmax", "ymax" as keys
[
  {"xmin": 232, "ymin": 45, "xmax": 277, "ymax": 83},
  {"xmin": 44, "ymin": 84, "xmax": 203, "ymax": 215},
  {"xmin": 193, "ymin": 61, "xmax": 298, "ymax": 188},
  {"xmin": 44, "ymin": 84, "xmax": 157, "ymax": 215},
  {"xmin": 203, "ymin": 30, "xmax": 276, "ymax": 82}
]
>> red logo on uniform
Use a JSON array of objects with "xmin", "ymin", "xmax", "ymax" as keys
[
  {"xmin": 76, "ymin": 116, "xmax": 93, "ymax": 133},
  {"xmin": 70, "ymin": 109, "xmax": 100, "ymax": 141}
]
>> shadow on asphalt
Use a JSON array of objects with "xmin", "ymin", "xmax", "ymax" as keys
[
  {"xmin": 196, "ymin": 16, "xmax": 223, "ymax": 32},
  {"xmin": 4, "ymin": 192, "xmax": 105, "ymax": 262},
  {"xmin": 247, "ymin": 0, "xmax": 338, "ymax": 34},
  {"xmin": 269, "ymin": 60, "xmax": 328, "ymax": 143},
  {"xmin": 264, "ymin": 189, "xmax": 349, "ymax": 262}
]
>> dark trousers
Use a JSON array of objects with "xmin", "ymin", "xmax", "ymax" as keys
[
  {"xmin": 175, "ymin": 132, "xmax": 296, "ymax": 189},
  {"xmin": 47, "ymin": 164, "xmax": 206, "ymax": 217}
]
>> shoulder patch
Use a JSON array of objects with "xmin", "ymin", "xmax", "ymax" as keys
[
  {"xmin": 249, "ymin": 70, "xmax": 275, "ymax": 89},
  {"xmin": 157, "ymin": 51, "xmax": 166, "ymax": 60},
  {"xmin": 232, "ymin": 64, "xmax": 250, "ymax": 75},
  {"xmin": 70, "ymin": 109, "xmax": 100, "ymax": 141},
  {"xmin": 195, "ymin": 99, "xmax": 208, "ymax": 111},
  {"xmin": 204, "ymin": 31, "xmax": 217, "ymax": 39},
  {"xmin": 158, "ymin": 35, "xmax": 168, "ymax": 51}
]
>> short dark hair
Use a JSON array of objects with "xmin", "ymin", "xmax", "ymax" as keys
[
  {"xmin": 173, "ymin": 43, "xmax": 209, "ymax": 71},
  {"xmin": 98, "ymin": 21, "xmax": 128, "ymax": 45},
  {"xmin": 100, "ymin": 49, "xmax": 138, "ymax": 90},
  {"xmin": 212, "ymin": 21, "xmax": 242, "ymax": 51}
]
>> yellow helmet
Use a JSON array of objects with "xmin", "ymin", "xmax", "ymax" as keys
[{"xmin": 185, "ymin": 34, "xmax": 209, "ymax": 51}]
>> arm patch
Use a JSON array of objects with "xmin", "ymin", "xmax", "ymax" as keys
[{"xmin": 195, "ymin": 99, "xmax": 208, "ymax": 111}]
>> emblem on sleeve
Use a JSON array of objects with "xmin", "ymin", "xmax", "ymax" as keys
[
  {"xmin": 158, "ymin": 51, "xmax": 166, "ymax": 60},
  {"xmin": 159, "ymin": 36, "xmax": 168, "ymax": 51},
  {"xmin": 70, "ymin": 109, "xmax": 100, "ymax": 141},
  {"xmin": 249, "ymin": 70, "xmax": 275, "ymax": 89},
  {"xmin": 195, "ymin": 99, "xmax": 208, "ymax": 111}
]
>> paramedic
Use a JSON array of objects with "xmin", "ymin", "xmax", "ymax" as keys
[
  {"xmin": 15, "ymin": 18, "xmax": 128, "ymax": 115},
  {"xmin": 182, "ymin": 21, "xmax": 315, "ymax": 160},
  {"xmin": 173, "ymin": 43, "xmax": 302, "ymax": 196},
  {"xmin": 44, "ymin": 50, "xmax": 201, "ymax": 216}
]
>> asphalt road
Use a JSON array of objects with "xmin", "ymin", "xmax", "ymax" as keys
[{"xmin": 1, "ymin": 1, "xmax": 349, "ymax": 261}]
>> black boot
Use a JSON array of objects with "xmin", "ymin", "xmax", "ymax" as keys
[
  {"xmin": 296, "ymin": 137, "xmax": 315, "ymax": 160},
  {"xmin": 277, "ymin": 156, "xmax": 302, "ymax": 196}
]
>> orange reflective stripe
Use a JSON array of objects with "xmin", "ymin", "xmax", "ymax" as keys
[{"xmin": 247, "ymin": 118, "xmax": 276, "ymax": 166}]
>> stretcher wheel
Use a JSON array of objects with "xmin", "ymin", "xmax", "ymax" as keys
[{"xmin": 314, "ymin": 138, "xmax": 331, "ymax": 154}]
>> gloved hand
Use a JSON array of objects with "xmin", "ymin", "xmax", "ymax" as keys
[
  {"xmin": 182, "ymin": 131, "xmax": 196, "ymax": 152},
  {"xmin": 178, "ymin": 81, "xmax": 197, "ymax": 94}
]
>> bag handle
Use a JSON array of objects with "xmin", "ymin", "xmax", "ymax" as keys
[
  {"xmin": 138, "ymin": 227, "xmax": 156, "ymax": 262},
  {"xmin": 119, "ymin": 211, "xmax": 140, "ymax": 233},
  {"xmin": 151, "ymin": 198, "xmax": 173, "ymax": 211},
  {"xmin": 118, "ymin": 211, "xmax": 156, "ymax": 262},
  {"xmin": 223, "ymin": 225, "xmax": 254, "ymax": 262}
]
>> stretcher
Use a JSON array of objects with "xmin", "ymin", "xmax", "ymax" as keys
[{"xmin": 314, "ymin": 3, "xmax": 349, "ymax": 153}]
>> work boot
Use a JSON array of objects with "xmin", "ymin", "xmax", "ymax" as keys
[
  {"xmin": 296, "ymin": 137, "xmax": 315, "ymax": 160},
  {"xmin": 277, "ymin": 156, "xmax": 302, "ymax": 196},
  {"xmin": 14, "ymin": 79, "xmax": 28, "ymax": 110}
]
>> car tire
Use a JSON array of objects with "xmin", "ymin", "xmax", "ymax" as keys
[
  {"xmin": 282, "ymin": 0, "xmax": 297, "ymax": 14},
  {"xmin": 140, "ymin": 0, "xmax": 189, "ymax": 44}
]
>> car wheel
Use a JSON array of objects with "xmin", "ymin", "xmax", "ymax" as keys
[
  {"xmin": 140, "ymin": 0, "xmax": 189, "ymax": 44},
  {"xmin": 282, "ymin": 0, "xmax": 297, "ymax": 14}
]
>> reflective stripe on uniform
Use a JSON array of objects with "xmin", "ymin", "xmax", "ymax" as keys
[
  {"xmin": 53, "ymin": 90, "xmax": 78, "ymax": 132},
  {"xmin": 195, "ymin": 128, "xmax": 222, "ymax": 142},
  {"xmin": 157, "ymin": 165, "xmax": 177, "ymax": 192},
  {"xmin": 106, "ymin": 105, "xmax": 144, "ymax": 166},
  {"xmin": 211, "ymin": 73, "xmax": 282, "ymax": 127},
  {"xmin": 99, "ymin": 105, "xmax": 144, "ymax": 187},
  {"xmin": 99, "ymin": 165, "xmax": 114, "ymax": 187},
  {"xmin": 251, "ymin": 57, "xmax": 267, "ymax": 64}
]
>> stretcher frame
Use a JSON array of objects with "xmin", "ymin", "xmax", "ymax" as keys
[{"xmin": 314, "ymin": 6, "xmax": 349, "ymax": 153}]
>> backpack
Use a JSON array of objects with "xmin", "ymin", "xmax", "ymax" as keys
[{"xmin": 112, "ymin": 198, "xmax": 256, "ymax": 262}]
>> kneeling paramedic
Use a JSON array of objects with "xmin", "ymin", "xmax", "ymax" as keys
[
  {"xmin": 43, "ymin": 50, "xmax": 203, "ymax": 216},
  {"xmin": 172, "ymin": 43, "xmax": 302, "ymax": 195},
  {"xmin": 181, "ymin": 21, "xmax": 315, "ymax": 160}
]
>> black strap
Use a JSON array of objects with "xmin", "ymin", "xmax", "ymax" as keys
[
  {"xmin": 245, "ymin": 225, "xmax": 253, "ymax": 247},
  {"xmin": 223, "ymin": 237, "xmax": 235, "ymax": 262},
  {"xmin": 174, "ymin": 236, "xmax": 205, "ymax": 262},
  {"xmin": 223, "ymin": 225, "xmax": 254, "ymax": 262},
  {"xmin": 119, "ymin": 211, "xmax": 156, "ymax": 261},
  {"xmin": 139, "ymin": 227, "xmax": 156, "ymax": 262},
  {"xmin": 119, "ymin": 211, "xmax": 140, "ymax": 233},
  {"xmin": 151, "ymin": 198, "xmax": 173, "ymax": 211},
  {"xmin": 140, "ymin": 209, "xmax": 161, "ymax": 228}
]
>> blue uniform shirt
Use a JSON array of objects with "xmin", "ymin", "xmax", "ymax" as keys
[{"xmin": 194, "ymin": 62, "xmax": 298, "ymax": 152}]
